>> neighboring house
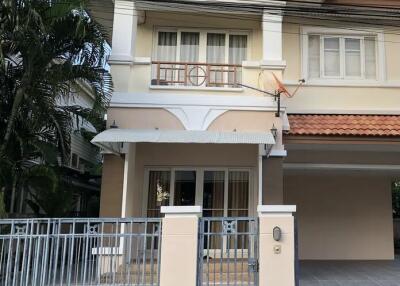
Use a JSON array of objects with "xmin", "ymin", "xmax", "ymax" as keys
[
  {"xmin": 90, "ymin": 0, "xmax": 400, "ymax": 263},
  {"xmin": 12, "ymin": 83, "xmax": 102, "ymax": 217}
]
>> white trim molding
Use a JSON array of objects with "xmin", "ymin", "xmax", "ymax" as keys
[
  {"xmin": 161, "ymin": 206, "xmax": 202, "ymax": 215},
  {"xmin": 284, "ymin": 163, "xmax": 400, "ymax": 172},
  {"xmin": 260, "ymin": 60, "xmax": 287, "ymax": 70},
  {"xmin": 257, "ymin": 205, "xmax": 296, "ymax": 216},
  {"xmin": 269, "ymin": 149, "xmax": 287, "ymax": 157}
]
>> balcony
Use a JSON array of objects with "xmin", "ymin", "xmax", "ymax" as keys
[{"xmin": 151, "ymin": 61, "xmax": 242, "ymax": 88}]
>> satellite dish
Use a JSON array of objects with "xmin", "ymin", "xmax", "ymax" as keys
[{"xmin": 271, "ymin": 72, "xmax": 305, "ymax": 98}]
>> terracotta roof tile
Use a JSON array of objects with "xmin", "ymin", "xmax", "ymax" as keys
[{"xmin": 287, "ymin": 114, "xmax": 400, "ymax": 137}]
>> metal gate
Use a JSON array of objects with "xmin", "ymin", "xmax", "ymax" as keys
[{"xmin": 197, "ymin": 217, "xmax": 259, "ymax": 286}]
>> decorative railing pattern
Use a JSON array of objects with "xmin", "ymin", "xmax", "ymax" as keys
[
  {"xmin": 151, "ymin": 61, "xmax": 242, "ymax": 88},
  {"xmin": 197, "ymin": 217, "xmax": 259, "ymax": 286},
  {"xmin": 0, "ymin": 218, "xmax": 162, "ymax": 286}
]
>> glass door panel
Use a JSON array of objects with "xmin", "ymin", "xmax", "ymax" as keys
[
  {"xmin": 228, "ymin": 171, "xmax": 249, "ymax": 249},
  {"xmin": 203, "ymin": 171, "xmax": 225, "ymax": 217},
  {"xmin": 203, "ymin": 171, "xmax": 225, "ymax": 250},
  {"xmin": 174, "ymin": 171, "xmax": 197, "ymax": 206},
  {"xmin": 147, "ymin": 171, "xmax": 171, "ymax": 218}
]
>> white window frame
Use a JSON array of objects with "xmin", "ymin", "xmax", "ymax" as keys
[
  {"xmin": 142, "ymin": 167, "xmax": 255, "ymax": 217},
  {"xmin": 301, "ymin": 26, "xmax": 386, "ymax": 85},
  {"xmin": 152, "ymin": 27, "xmax": 251, "ymax": 65}
]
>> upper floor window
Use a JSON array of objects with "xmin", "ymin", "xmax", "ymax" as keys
[
  {"xmin": 302, "ymin": 26, "xmax": 385, "ymax": 83},
  {"xmin": 152, "ymin": 29, "xmax": 248, "ymax": 88},
  {"xmin": 308, "ymin": 35, "xmax": 377, "ymax": 80},
  {"xmin": 155, "ymin": 30, "xmax": 247, "ymax": 65}
]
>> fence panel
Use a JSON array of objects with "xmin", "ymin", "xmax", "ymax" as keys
[
  {"xmin": 0, "ymin": 218, "xmax": 162, "ymax": 286},
  {"xmin": 197, "ymin": 217, "xmax": 258, "ymax": 286}
]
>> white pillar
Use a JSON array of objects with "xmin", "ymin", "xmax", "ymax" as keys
[
  {"xmin": 258, "ymin": 205, "xmax": 297, "ymax": 286},
  {"xmin": 109, "ymin": 0, "xmax": 138, "ymax": 65},
  {"xmin": 261, "ymin": 9, "xmax": 286, "ymax": 69},
  {"xmin": 159, "ymin": 206, "xmax": 202, "ymax": 286},
  {"xmin": 121, "ymin": 143, "xmax": 136, "ymax": 218}
]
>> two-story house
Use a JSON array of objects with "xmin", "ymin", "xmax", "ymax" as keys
[{"xmin": 91, "ymin": 0, "xmax": 400, "ymax": 263}]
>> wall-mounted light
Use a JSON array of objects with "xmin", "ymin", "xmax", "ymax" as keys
[
  {"xmin": 271, "ymin": 124, "xmax": 278, "ymax": 140},
  {"xmin": 273, "ymin": 226, "xmax": 282, "ymax": 241}
]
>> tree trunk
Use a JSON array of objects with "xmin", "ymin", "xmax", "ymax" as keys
[{"xmin": 0, "ymin": 87, "xmax": 25, "ymax": 154}]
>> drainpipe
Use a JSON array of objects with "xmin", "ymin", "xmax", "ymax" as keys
[{"xmin": 258, "ymin": 143, "xmax": 275, "ymax": 206}]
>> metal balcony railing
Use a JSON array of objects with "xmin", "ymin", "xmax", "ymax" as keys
[
  {"xmin": 151, "ymin": 61, "xmax": 242, "ymax": 88},
  {"xmin": 0, "ymin": 218, "xmax": 162, "ymax": 286}
]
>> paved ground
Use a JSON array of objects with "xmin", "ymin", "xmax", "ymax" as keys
[{"xmin": 299, "ymin": 256, "xmax": 400, "ymax": 286}]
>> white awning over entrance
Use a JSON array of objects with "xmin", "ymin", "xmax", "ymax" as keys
[{"xmin": 92, "ymin": 128, "xmax": 275, "ymax": 154}]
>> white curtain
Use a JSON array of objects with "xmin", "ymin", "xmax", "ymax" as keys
[
  {"xmin": 365, "ymin": 37, "xmax": 377, "ymax": 79},
  {"xmin": 207, "ymin": 34, "xmax": 226, "ymax": 86},
  {"xmin": 308, "ymin": 35, "xmax": 320, "ymax": 78},
  {"xmin": 180, "ymin": 32, "xmax": 199, "ymax": 85},
  {"xmin": 207, "ymin": 33, "xmax": 226, "ymax": 64},
  {"xmin": 157, "ymin": 32, "xmax": 177, "ymax": 61},
  {"xmin": 180, "ymin": 32, "xmax": 199, "ymax": 62},
  {"xmin": 229, "ymin": 35, "xmax": 247, "ymax": 64},
  {"xmin": 324, "ymin": 37, "xmax": 340, "ymax": 77},
  {"xmin": 154, "ymin": 32, "xmax": 177, "ymax": 84},
  {"xmin": 345, "ymin": 38, "xmax": 361, "ymax": 77}
]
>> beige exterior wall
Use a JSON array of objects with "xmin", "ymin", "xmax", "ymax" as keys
[
  {"xmin": 106, "ymin": 108, "xmax": 185, "ymax": 129},
  {"xmin": 282, "ymin": 21, "xmax": 400, "ymax": 113},
  {"xmin": 99, "ymin": 155, "xmax": 125, "ymax": 217},
  {"xmin": 284, "ymin": 174, "xmax": 394, "ymax": 260}
]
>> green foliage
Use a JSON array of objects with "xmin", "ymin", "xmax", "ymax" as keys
[
  {"xmin": 24, "ymin": 166, "xmax": 77, "ymax": 217},
  {"xmin": 0, "ymin": 0, "xmax": 112, "ymax": 215},
  {"xmin": 393, "ymin": 181, "xmax": 400, "ymax": 218}
]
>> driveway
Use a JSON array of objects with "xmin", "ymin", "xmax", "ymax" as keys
[{"xmin": 300, "ymin": 257, "xmax": 400, "ymax": 286}]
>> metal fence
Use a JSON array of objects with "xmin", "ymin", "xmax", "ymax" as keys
[
  {"xmin": 0, "ymin": 218, "xmax": 162, "ymax": 286},
  {"xmin": 197, "ymin": 217, "xmax": 259, "ymax": 286}
]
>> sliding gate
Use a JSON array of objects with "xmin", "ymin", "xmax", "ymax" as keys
[{"xmin": 197, "ymin": 217, "xmax": 259, "ymax": 286}]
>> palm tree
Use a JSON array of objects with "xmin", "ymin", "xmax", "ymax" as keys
[{"xmin": 0, "ymin": 0, "xmax": 112, "ymax": 215}]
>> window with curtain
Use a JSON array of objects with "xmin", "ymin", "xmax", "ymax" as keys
[
  {"xmin": 307, "ymin": 34, "xmax": 377, "ymax": 80},
  {"xmin": 207, "ymin": 33, "xmax": 226, "ymax": 64},
  {"xmin": 180, "ymin": 32, "xmax": 200, "ymax": 85},
  {"xmin": 157, "ymin": 32, "xmax": 177, "ymax": 61}
]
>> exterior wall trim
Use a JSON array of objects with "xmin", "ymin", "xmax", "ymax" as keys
[
  {"xmin": 284, "ymin": 163, "xmax": 400, "ymax": 172},
  {"xmin": 110, "ymin": 92, "xmax": 280, "ymax": 109},
  {"xmin": 284, "ymin": 80, "xmax": 400, "ymax": 88}
]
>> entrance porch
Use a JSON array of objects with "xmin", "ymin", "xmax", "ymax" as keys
[{"xmin": 99, "ymin": 142, "xmax": 280, "ymax": 219}]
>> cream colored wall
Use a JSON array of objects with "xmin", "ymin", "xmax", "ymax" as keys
[
  {"xmin": 284, "ymin": 173, "xmax": 394, "ymax": 260},
  {"xmin": 128, "ymin": 143, "xmax": 259, "ymax": 217},
  {"xmin": 282, "ymin": 21, "xmax": 400, "ymax": 113},
  {"xmin": 106, "ymin": 108, "xmax": 185, "ymax": 129},
  {"xmin": 99, "ymin": 155, "xmax": 125, "ymax": 217}
]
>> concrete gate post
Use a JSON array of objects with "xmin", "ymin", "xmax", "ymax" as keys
[
  {"xmin": 258, "ymin": 205, "xmax": 297, "ymax": 286},
  {"xmin": 159, "ymin": 206, "xmax": 202, "ymax": 286}
]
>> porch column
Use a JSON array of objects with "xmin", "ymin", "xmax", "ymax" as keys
[
  {"xmin": 121, "ymin": 143, "xmax": 137, "ymax": 217},
  {"xmin": 109, "ymin": 0, "xmax": 138, "ymax": 65},
  {"xmin": 258, "ymin": 205, "xmax": 296, "ymax": 286},
  {"xmin": 159, "ymin": 206, "xmax": 202, "ymax": 286}
]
